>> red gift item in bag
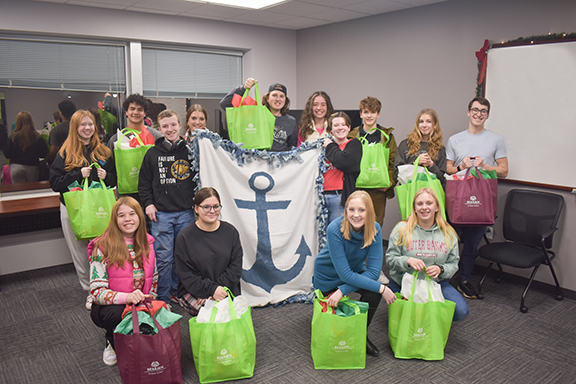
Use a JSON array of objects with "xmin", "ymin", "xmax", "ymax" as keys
[
  {"xmin": 121, "ymin": 299, "xmax": 167, "ymax": 319},
  {"xmin": 231, "ymin": 93, "xmax": 257, "ymax": 107}
]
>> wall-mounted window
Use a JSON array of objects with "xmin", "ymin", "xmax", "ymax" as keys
[
  {"xmin": 142, "ymin": 45, "xmax": 242, "ymax": 98},
  {"xmin": 0, "ymin": 36, "xmax": 126, "ymax": 93}
]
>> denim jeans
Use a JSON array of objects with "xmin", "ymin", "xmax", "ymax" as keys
[
  {"xmin": 325, "ymin": 192, "xmax": 344, "ymax": 225},
  {"xmin": 388, "ymin": 278, "xmax": 469, "ymax": 321},
  {"xmin": 152, "ymin": 209, "xmax": 194, "ymax": 303},
  {"xmin": 453, "ymin": 225, "xmax": 486, "ymax": 282}
]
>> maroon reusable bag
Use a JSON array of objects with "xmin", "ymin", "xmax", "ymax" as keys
[
  {"xmin": 114, "ymin": 303, "xmax": 183, "ymax": 384},
  {"xmin": 445, "ymin": 167, "xmax": 498, "ymax": 225}
]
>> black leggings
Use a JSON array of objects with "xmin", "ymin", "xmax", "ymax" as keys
[
  {"xmin": 321, "ymin": 288, "xmax": 382, "ymax": 327},
  {"xmin": 91, "ymin": 304, "xmax": 125, "ymax": 348}
]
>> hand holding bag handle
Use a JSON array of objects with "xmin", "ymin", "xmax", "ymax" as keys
[{"xmin": 239, "ymin": 81, "xmax": 262, "ymax": 107}]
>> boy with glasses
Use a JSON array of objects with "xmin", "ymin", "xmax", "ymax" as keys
[
  {"xmin": 138, "ymin": 110, "xmax": 196, "ymax": 307},
  {"xmin": 446, "ymin": 96, "xmax": 508, "ymax": 299}
]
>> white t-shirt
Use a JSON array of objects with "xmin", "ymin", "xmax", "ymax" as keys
[{"xmin": 446, "ymin": 129, "xmax": 507, "ymax": 167}]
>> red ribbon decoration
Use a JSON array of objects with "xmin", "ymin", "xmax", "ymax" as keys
[{"xmin": 475, "ymin": 39, "xmax": 490, "ymax": 86}]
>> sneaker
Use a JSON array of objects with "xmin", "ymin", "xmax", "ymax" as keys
[
  {"xmin": 170, "ymin": 295, "xmax": 179, "ymax": 304},
  {"xmin": 85, "ymin": 295, "xmax": 93, "ymax": 311},
  {"xmin": 458, "ymin": 281, "xmax": 478, "ymax": 299},
  {"xmin": 103, "ymin": 341, "xmax": 117, "ymax": 366},
  {"xmin": 165, "ymin": 303, "xmax": 172, "ymax": 312}
]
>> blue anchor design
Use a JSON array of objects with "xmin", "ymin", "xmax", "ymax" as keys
[{"xmin": 235, "ymin": 171, "xmax": 312, "ymax": 293}]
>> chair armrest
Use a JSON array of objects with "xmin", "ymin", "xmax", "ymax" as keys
[{"xmin": 540, "ymin": 228, "xmax": 557, "ymax": 240}]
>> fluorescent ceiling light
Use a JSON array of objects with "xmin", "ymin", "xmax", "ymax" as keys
[{"xmin": 185, "ymin": 0, "xmax": 289, "ymax": 10}]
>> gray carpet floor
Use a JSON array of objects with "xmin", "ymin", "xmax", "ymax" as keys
[{"xmin": 1, "ymin": 263, "xmax": 575, "ymax": 384}]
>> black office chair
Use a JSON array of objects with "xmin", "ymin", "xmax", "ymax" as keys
[{"xmin": 477, "ymin": 189, "xmax": 564, "ymax": 313}]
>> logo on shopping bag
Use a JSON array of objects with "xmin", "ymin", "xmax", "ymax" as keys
[
  {"xmin": 413, "ymin": 327, "xmax": 427, "ymax": 340},
  {"xmin": 129, "ymin": 166, "xmax": 139, "ymax": 178},
  {"xmin": 146, "ymin": 360, "xmax": 166, "ymax": 375},
  {"xmin": 245, "ymin": 123, "xmax": 257, "ymax": 133},
  {"xmin": 333, "ymin": 340, "xmax": 351, "ymax": 352},
  {"xmin": 96, "ymin": 207, "xmax": 109, "ymax": 218},
  {"xmin": 367, "ymin": 163, "xmax": 380, "ymax": 173},
  {"xmin": 216, "ymin": 348, "xmax": 234, "ymax": 364},
  {"xmin": 466, "ymin": 195, "xmax": 482, "ymax": 208}
]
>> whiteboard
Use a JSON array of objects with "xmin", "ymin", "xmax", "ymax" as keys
[{"xmin": 484, "ymin": 40, "xmax": 576, "ymax": 188}]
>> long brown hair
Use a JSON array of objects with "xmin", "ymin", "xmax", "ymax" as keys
[
  {"xmin": 406, "ymin": 108, "xmax": 444, "ymax": 160},
  {"xmin": 92, "ymin": 197, "xmax": 150, "ymax": 268},
  {"xmin": 394, "ymin": 187, "xmax": 457, "ymax": 249},
  {"xmin": 341, "ymin": 190, "xmax": 377, "ymax": 248},
  {"xmin": 59, "ymin": 110, "xmax": 111, "ymax": 171},
  {"xmin": 185, "ymin": 104, "xmax": 208, "ymax": 132},
  {"xmin": 10, "ymin": 111, "xmax": 40, "ymax": 151},
  {"xmin": 298, "ymin": 91, "xmax": 334, "ymax": 141}
]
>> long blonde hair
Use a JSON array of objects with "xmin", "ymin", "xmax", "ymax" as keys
[
  {"xmin": 91, "ymin": 197, "xmax": 150, "ymax": 268},
  {"xmin": 406, "ymin": 108, "xmax": 444, "ymax": 160},
  {"xmin": 59, "ymin": 110, "xmax": 111, "ymax": 171},
  {"xmin": 395, "ymin": 187, "xmax": 457, "ymax": 249},
  {"xmin": 341, "ymin": 190, "xmax": 377, "ymax": 248}
]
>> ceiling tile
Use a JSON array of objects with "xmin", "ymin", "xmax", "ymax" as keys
[
  {"xmin": 133, "ymin": 0, "xmax": 200, "ymax": 13},
  {"xmin": 274, "ymin": 16, "xmax": 332, "ymax": 29},
  {"xmin": 232, "ymin": 10, "xmax": 300, "ymax": 24},
  {"xmin": 265, "ymin": 1, "xmax": 331, "ymax": 17},
  {"xmin": 183, "ymin": 3, "xmax": 248, "ymax": 18},
  {"xmin": 341, "ymin": 0, "xmax": 411, "ymax": 14}
]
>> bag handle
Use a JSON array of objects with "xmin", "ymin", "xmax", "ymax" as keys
[
  {"xmin": 240, "ymin": 81, "xmax": 262, "ymax": 107},
  {"xmin": 208, "ymin": 286, "xmax": 237, "ymax": 323},
  {"xmin": 406, "ymin": 270, "xmax": 434, "ymax": 303},
  {"xmin": 362, "ymin": 127, "xmax": 389, "ymax": 145},
  {"xmin": 314, "ymin": 289, "xmax": 360, "ymax": 315},
  {"xmin": 130, "ymin": 299, "xmax": 166, "ymax": 335},
  {"xmin": 116, "ymin": 128, "xmax": 145, "ymax": 149}
]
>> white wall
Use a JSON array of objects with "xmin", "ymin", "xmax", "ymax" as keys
[
  {"xmin": 296, "ymin": 0, "xmax": 576, "ymax": 292},
  {"xmin": 0, "ymin": 0, "xmax": 298, "ymax": 105}
]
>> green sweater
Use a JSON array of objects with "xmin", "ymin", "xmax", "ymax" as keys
[{"xmin": 385, "ymin": 222, "xmax": 459, "ymax": 286}]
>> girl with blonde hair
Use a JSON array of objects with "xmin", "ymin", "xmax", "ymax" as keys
[
  {"xmin": 386, "ymin": 187, "xmax": 468, "ymax": 321},
  {"xmin": 394, "ymin": 108, "xmax": 446, "ymax": 182},
  {"xmin": 314, "ymin": 190, "xmax": 397, "ymax": 357}
]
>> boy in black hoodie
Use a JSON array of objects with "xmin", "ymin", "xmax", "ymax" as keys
[{"xmin": 139, "ymin": 110, "xmax": 196, "ymax": 306}]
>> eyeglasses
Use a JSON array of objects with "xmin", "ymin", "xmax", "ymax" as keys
[
  {"xmin": 470, "ymin": 108, "xmax": 489, "ymax": 116},
  {"xmin": 197, "ymin": 204, "xmax": 222, "ymax": 213}
]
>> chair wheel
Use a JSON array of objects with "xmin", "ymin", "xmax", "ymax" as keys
[
  {"xmin": 556, "ymin": 294, "xmax": 563, "ymax": 301},
  {"xmin": 520, "ymin": 306, "xmax": 528, "ymax": 313},
  {"xmin": 477, "ymin": 293, "xmax": 484, "ymax": 300}
]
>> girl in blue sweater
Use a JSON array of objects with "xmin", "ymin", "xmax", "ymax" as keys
[{"xmin": 313, "ymin": 190, "xmax": 396, "ymax": 356}]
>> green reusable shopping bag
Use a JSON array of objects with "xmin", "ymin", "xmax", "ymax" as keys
[
  {"xmin": 388, "ymin": 272, "xmax": 456, "ymax": 360},
  {"xmin": 63, "ymin": 167, "xmax": 117, "ymax": 240},
  {"xmin": 355, "ymin": 129, "xmax": 391, "ymax": 189},
  {"xmin": 189, "ymin": 288, "xmax": 256, "ymax": 383},
  {"xmin": 114, "ymin": 129, "xmax": 152, "ymax": 195},
  {"xmin": 99, "ymin": 107, "xmax": 117, "ymax": 135},
  {"xmin": 310, "ymin": 290, "xmax": 368, "ymax": 370},
  {"xmin": 225, "ymin": 82, "xmax": 276, "ymax": 150},
  {"xmin": 395, "ymin": 156, "xmax": 446, "ymax": 220}
]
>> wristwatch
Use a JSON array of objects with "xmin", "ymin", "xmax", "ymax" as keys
[
  {"xmin": 437, "ymin": 264, "xmax": 444, "ymax": 276},
  {"xmin": 457, "ymin": 164, "xmax": 461, "ymax": 172}
]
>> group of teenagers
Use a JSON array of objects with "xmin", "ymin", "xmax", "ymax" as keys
[{"xmin": 46, "ymin": 76, "xmax": 508, "ymax": 366}]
